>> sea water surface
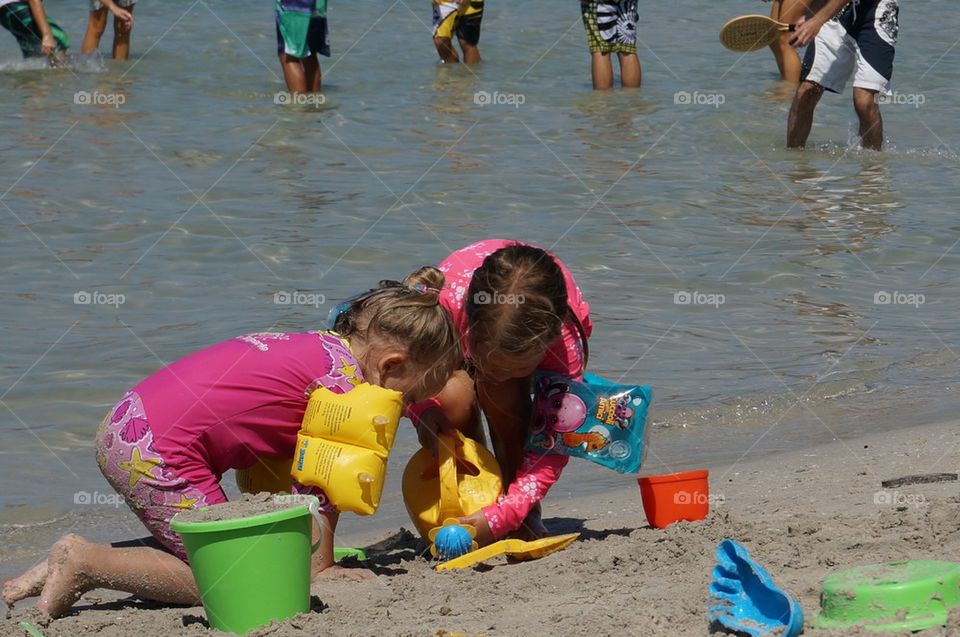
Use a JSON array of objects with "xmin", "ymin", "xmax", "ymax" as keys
[{"xmin": 1, "ymin": 1, "xmax": 959, "ymax": 548}]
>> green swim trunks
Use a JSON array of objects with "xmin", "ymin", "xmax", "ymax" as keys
[
  {"xmin": 0, "ymin": 2, "xmax": 69, "ymax": 58},
  {"xmin": 275, "ymin": 0, "xmax": 329, "ymax": 58},
  {"xmin": 580, "ymin": 0, "xmax": 638, "ymax": 54}
]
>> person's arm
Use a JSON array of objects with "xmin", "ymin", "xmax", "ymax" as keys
[
  {"xmin": 458, "ymin": 452, "xmax": 569, "ymax": 546},
  {"xmin": 24, "ymin": 0, "xmax": 55, "ymax": 55},
  {"xmin": 409, "ymin": 370, "xmax": 478, "ymax": 456},
  {"xmin": 789, "ymin": 0, "xmax": 851, "ymax": 46},
  {"xmin": 476, "ymin": 375, "xmax": 532, "ymax": 486},
  {"xmin": 97, "ymin": 0, "xmax": 134, "ymax": 30},
  {"xmin": 308, "ymin": 509, "xmax": 372, "ymax": 580}
]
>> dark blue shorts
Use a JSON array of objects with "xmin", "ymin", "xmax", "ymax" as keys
[{"xmin": 801, "ymin": 0, "xmax": 898, "ymax": 94}]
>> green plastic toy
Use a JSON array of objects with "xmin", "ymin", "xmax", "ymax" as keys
[
  {"xmin": 814, "ymin": 560, "xmax": 960, "ymax": 632},
  {"xmin": 333, "ymin": 547, "xmax": 367, "ymax": 561},
  {"xmin": 19, "ymin": 622, "xmax": 46, "ymax": 637}
]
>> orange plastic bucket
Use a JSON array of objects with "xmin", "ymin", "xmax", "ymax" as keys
[{"xmin": 637, "ymin": 469, "xmax": 710, "ymax": 528}]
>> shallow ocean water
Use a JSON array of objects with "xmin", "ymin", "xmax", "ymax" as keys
[{"xmin": 1, "ymin": 0, "xmax": 958, "ymax": 541}]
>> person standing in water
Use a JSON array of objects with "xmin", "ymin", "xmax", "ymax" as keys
[
  {"xmin": 0, "ymin": 0, "xmax": 68, "ymax": 61},
  {"xmin": 764, "ymin": 0, "xmax": 807, "ymax": 83},
  {"xmin": 787, "ymin": 0, "xmax": 899, "ymax": 150},
  {"xmin": 276, "ymin": 0, "xmax": 329, "ymax": 92},
  {"xmin": 81, "ymin": 0, "xmax": 135, "ymax": 60},
  {"xmin": 579, "ymin": 0, "xmax": 641, "ymax": 90},
  {"xmin": 432, "ymin": 0, "xmax": 483, "ymax": 64}
]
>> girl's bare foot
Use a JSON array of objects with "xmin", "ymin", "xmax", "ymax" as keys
[
  {"xmin": 3, "ymin": 559, "xmax": 48, "ymax": 607},
  {"xmin": 37, "ymin": 534, "xmax": 92, "ymax": 618}
]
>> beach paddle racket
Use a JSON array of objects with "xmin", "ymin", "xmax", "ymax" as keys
[{"xmin": 719, "ymin": 15, "xmax": 795, "ymax": 52}]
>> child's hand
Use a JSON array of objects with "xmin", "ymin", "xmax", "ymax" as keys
[
  {"xmin": 112, "ymin": 8, "xmax": 134, "ymax": 31},
  {"xmin": 456, "ymin": 511, "xmax": 493, "ymax": 547},
  {"xmin": 789, "ymin": 15, "xmax": 824, "ymax": 47},
  {"xmin": 40, "ymin": 34, "xmax": 56, "ymax": 55}
]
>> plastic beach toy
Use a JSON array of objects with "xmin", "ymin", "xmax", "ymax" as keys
[
  {"xmin": 18, "ymin": 622, "xmax": 46, "ymax": 637},
  {"xmin": 526, "ymin": 373, "xmax": 652, "ymax": 474},
  {"xmin": 814, "ymin": 560, "xmax": 960, "ymax": 632},
  {"xmin": 709, "ymin": 538, "xmax": 804, "ymax": 637},
  {"xmin": 402, "ymin": 430, "xmax": 502, "ymax": 538},
  {"xmin": 171, "ymin": 494, "xmax": 325, "ymax": 634},
  {"xmin": 428, "ymin": 518, "xmax": 478, "ymax": 561},
  {"xmin": 638, "ymin": 469, "xmax": 710, "ymax": 528},
  {"xmin": 334, "ymin": 547, "xmax": 367, "ymax": 562},
  {"xmin": 436, "ymin": 533, "xmax": 580, "ymax": 572}
]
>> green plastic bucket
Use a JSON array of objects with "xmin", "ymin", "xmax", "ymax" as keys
[
  {"xmin": 170, "ymin": 495, "xmax": 322, "ymax": 634},
  {"xmin": 814, "ymin": 560, "xmax": 960, "ymax": 632}
]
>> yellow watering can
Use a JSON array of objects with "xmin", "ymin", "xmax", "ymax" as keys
[{"xmin": 401, "ymin": 430, "xmax": 502, "ymax": 538}]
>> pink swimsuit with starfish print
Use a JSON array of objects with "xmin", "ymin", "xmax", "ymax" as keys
[
  {"xmin": 95, "ymin": 331, "xmax": 363, "ymax": 561},
  {"xmin": 410, "ymin": 240, "xmax": 591, "ymax": 539}
]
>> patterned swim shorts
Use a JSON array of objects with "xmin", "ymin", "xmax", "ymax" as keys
[
  {"xmin": 432, "ymin": 0, "xmax": 483, "ymax": 46},
  {"xmin": 580, "ymin": 0, "xmax": 638, "ymax": 54},
  {"xmin": 0, "ymin": 3, "xmax": 69, "ymax": 58},
  {"xmin": 95, "ymin": 391, "xmax": 216, "ymax": 561}
]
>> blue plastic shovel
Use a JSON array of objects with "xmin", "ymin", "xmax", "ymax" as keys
[{"xmin": 709, "ymin": 539, "xmax": 804, "ymax": 637}]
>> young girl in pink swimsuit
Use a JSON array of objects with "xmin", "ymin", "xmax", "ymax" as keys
[
  {"xmin": 405, "ymin": 240, "xmax": 592, "ymax": 546},
  {"xmin": 3, "ymin": 282, "xmax": 460, "ymax": 618}
]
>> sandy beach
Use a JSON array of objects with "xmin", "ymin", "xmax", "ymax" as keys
[{"xmin": 5, "ymin": 418, "xmax": 960, "ymax": 636}]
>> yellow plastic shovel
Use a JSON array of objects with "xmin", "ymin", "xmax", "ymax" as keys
[{"xmin": 435, "ymin": 533, "xmax": 580, "ymax": 572}]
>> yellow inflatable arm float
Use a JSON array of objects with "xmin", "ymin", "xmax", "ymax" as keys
[{"xmin": 236, "ymin": 383, "xmax": 403, "ymax": 516}]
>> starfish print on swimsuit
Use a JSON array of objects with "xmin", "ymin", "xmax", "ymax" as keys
[{"xmin": 117, "ymin": 448, "xmax": 162, "ymax": 488}]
